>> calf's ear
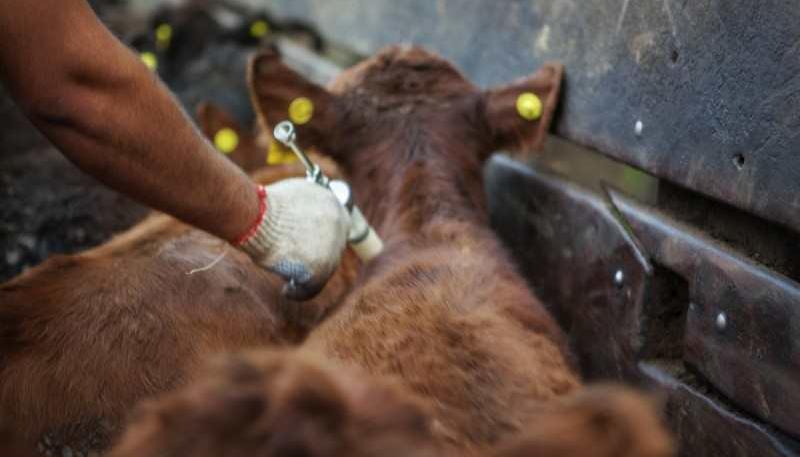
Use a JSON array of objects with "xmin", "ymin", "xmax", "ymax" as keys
[
  {"xmin": 482, "ymin": 62, "xmax": 564, "ymax": 153},
  {"xmin": 196, "ymin": 102, "xmax": 241, "ymax": 143},
  {"xmin": 248, "ymin": 49, "xmax": 338, "ymax": 152},
  {"xmin": 196, "ymin": 102, "xmax": 262, "ymax": 170}
]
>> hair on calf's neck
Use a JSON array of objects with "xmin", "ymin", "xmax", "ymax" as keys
[{"xmin": 327, "ymin": 49, "xmax": 489, "ymax": 237}]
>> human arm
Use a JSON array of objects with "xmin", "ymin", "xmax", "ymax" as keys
[{"xmin": 0, "ymin": 0, "xmax": 348, "ymax": 299}]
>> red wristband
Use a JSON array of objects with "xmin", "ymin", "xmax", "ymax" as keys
[{"xmin": 232, "ymin": 185, "xmax": 268, "ymax": 246}]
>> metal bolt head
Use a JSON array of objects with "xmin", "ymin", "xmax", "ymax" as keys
[
  {"xmin": 715, "ymin": 312, "xmax": 727, "ymax": 331},
  {"xmin": 613, "ymin": 269, "xmax": 624, "ymax": 287},
  {"xmin": 635, "ymin": 120, "xmax": 643, "ymax": 136}
]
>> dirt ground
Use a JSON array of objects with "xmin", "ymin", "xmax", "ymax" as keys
[
  {"xmin": 0, "ymin": 81, "xmax": 151, "ymax": 283},
  {"xmin": 0, "ymin": 139, "xmax": 150, "ymax": 283}
]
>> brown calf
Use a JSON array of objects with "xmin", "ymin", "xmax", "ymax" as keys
[
  {"xmin": 249, "ymin": 45, "xmax": 581, "ymax": 453},
  {"xmin": 109, "ymin": 349, "xmax": 671, "ymax": 457},
  {"xmin": 108, "ymin": 350, "xmax": 441, "ymax": 457},
  {"xmin": 0, "ymin": 147, "xmax": 356, "ymax": 450},
  {"xmin": 110, "ymin": 45, "xmax": 673, "ymax": 457}
]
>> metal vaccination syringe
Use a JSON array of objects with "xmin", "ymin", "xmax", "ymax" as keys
[{"xmin": 273, "ymin": 121, "xmax": 384, "ymax": 263}]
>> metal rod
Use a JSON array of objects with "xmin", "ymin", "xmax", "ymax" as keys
[{"xmin": 273, "ymin": 121, "xmax": 320, "ymax": 181}]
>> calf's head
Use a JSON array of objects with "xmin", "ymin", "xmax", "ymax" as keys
[{"xmin": 248, "ymin": 46, "xmax": 562, "ymax": 236}]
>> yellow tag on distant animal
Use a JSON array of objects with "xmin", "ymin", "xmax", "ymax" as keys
[
  {"xmin": 155, "ymin": 23, "xmax": 173, "ymax": 50},
  {"xmin": 267, "ymin": 139, "xmax": 298, "ymax": 165},
  {"xmin": 516, "ymin": 92, "xmax": 542, "ymax": 121},
  {"xmin": 250, "ymin": 20, "xmax": 270, "ymax": 38},
  {"xmin": 140, "ymin": 52, "xmax": 158, "ymax": 71},
  {"xmin": 214, "ymin": 128, "xmax": 239, "ymax": 154},
  {"xmin": 288, "ymin": 97, "xmax": 314, "ymax": 125}
]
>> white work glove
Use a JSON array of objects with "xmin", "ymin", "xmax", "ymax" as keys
[{"xmin": 237, "ymin": 178, "xmax": 350, "ymax": 301}]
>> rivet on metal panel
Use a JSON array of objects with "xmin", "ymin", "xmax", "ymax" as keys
[
  {"xmin": 716, "ymin": 312, "xmax": 727, "ymax": 331},
  {"xmin": 614, "ymin": 269, "xmax": 625, "ymax": 287}
]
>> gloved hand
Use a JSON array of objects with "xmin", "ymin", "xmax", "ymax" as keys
[{"xmin": 236, "ymin": 178, "xmax": 350, "ymax": 301}]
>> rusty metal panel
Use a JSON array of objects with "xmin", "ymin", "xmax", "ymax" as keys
[
  {"xmin": 485, "ymin": 155, "xmax": 651, "ymax": 380},
  {"xmin": 610, "ymin": 190, "xmax": 800, "ymax": 439},
  {"xmin": 486, "ymin": 155, "xmax": 800, "ymax": 456},
  {"xmin": 642, "ymin": 365, "xmax": 799, "ymax": 457},
  {"xmin": 267, "ymin": 0, "xmax": 800, "ymax": 233}
]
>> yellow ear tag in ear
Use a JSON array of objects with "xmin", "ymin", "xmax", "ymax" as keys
[
  {"xmin": 249, "ymin": 20, "xmax": 270, "ymax": 39},
  {"xmin": 288, "ymin": 97, "xmax": 314, "ymax": 125},
  {"xmin": 155, "ymin": 23, "xmax": 173, "ymax": 50},
  {"xmin": 516, "ymin": 92, "xmax": 543, "ymax": 121},
  {"xmin": 214, "ymin": 128, "xmax": 239, "ymax": 155},
  {"xmin": 267, "ymin": 139, "xmax": 298, "ymax": 165},
  {"xmin": 140, "ymin": 52, "xmax": 158, "ymax": 72}
]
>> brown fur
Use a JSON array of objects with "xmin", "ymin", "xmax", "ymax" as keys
[
  {"xmin": 0, "ymin": 418, "xmax": 37, "ymax": 457},
  {"xmin": 247, "ymin": 45, "xmax": 584, "ymax": 453},
  {"xmin": 109, "ymin": 44, "xmax": 672, "ymax": 457},
  {"xmin": 491, "ymin": 386, "xmax": 673, "ymax": 457},
  {"xmin": 2, "ymin": 43, "xmax": 673, "ymax": 456},
  {"xmin": 109, "ymin": 351, "xmax": 671, "ymax": 457},
  {"xmin": 108, "ymin": 350, "xmax": 441, "ymax": 457},
  {"xmin": 0, "ymin": 156, "xmax": 358, "ymax": 445}
]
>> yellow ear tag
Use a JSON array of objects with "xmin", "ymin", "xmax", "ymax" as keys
[
  {"xmin": 249, "ymin": 20, "xmax": 270, "ymax": 39},
  {"xmin": 140, "ymin": 52, "xmax": 158, "ymax": 71},
  {"xmin": 288, "ymin": 97, "xmax": 314, "ymax": 125},
  {"xmin": 214, "ymin": 128, "xmax": 239, "ymax": 155},
  {"xmin": 516, "ymin": 92, "xmax": 543, "ymax": 121},
  {"xmin": 267, "ymin": 139, "xmax": 298, "ymax": 165},
  {"xmin": 155, "ymin": 23, "xmax": 173, "ymax": 50}
]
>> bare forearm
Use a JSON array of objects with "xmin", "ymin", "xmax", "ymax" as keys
[
  {"xmin": 26, "ymin": 48, "xmax": 259, "ymax": 241},
  {"xmin": 0, "ymin": 0, "xmax": 258, "ymax": 241}
]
